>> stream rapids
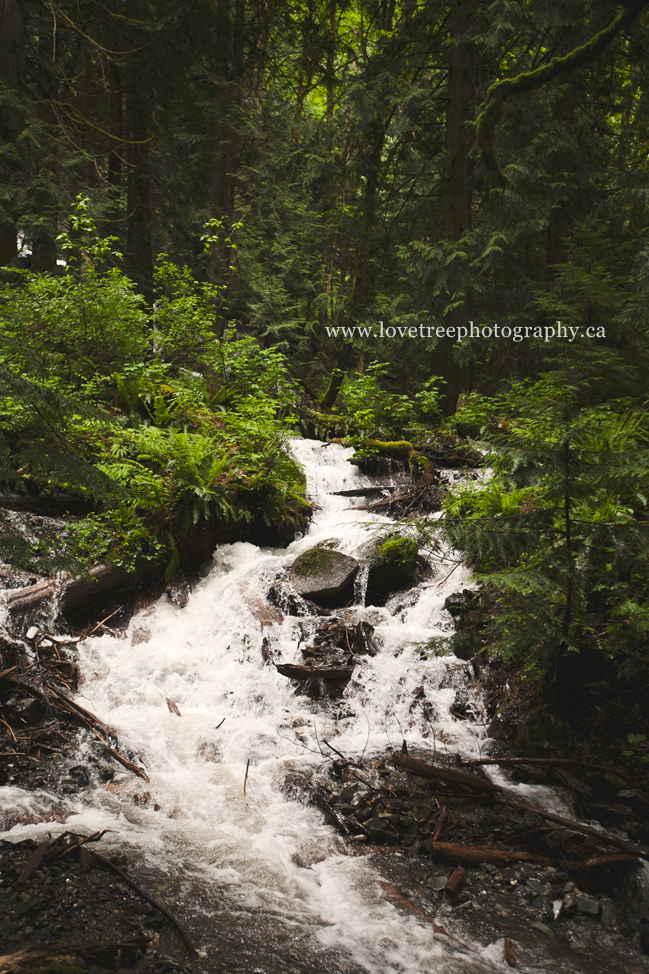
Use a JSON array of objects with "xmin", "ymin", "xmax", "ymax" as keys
[{"xmin": 1, "ymin": 439, "xmax": 645, "ymax": 974}]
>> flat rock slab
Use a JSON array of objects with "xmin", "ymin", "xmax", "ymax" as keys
[{"xmin": 289, "ymin": 548, "xmax": 358, "ymax": 603}]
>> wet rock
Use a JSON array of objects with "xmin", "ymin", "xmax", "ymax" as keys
[
  {"xmin": 429, "ymin": 874, "xmax": 448, "ymax": 890},
  {"xmin": 576, "ymin": 893, "xmax": 601, "ymax": 917},
  {"xmin": 444, "ymin": 590, "xmax": 478, "ymax": 617},
  {"xmin": 13, "ymin": 695, "xmax": 47, "ymax": 725},
  {"xmin": 384, "ymin": 588, "xmax": 421, "ymax": 616},
  {"xmin": 267, "ymin": 582, "xmax": 324, "ymax": 617},
  {"xmin": 289, "ymin": 548, "xmax": 359, "ymax": 606},
  {"xmin": 600, "ymin": 895, "xmax": 617, "ymax": 929},
  {"xmin": 353, "ymin": 620, "xmax": 379, "ymax": 656},
  {"xmin": 165, "ymin": 572, "xmax": 193, "ymax": 608},
  {"xmin": 531, "ymin": 894, "xmax": 553, "ymax": 921},
  {"xmin": 366, "ymin": 816, "xmax": 390, "ymax": 836},
  {"xmin": 563, "ymin": 890, "xmax": 578, "ymax": 911}
]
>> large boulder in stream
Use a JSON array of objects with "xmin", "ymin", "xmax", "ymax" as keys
[
  {"xmin": 289, "ymin": 547, "xmax": 359, "ymax": 607},
  {"xmin": 358, "ymin": 535, "xmax": 430, "ymax": 606}
]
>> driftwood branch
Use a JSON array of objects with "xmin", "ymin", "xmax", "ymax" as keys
[
  {"xmin": 393, "ymin": 753, "xmax": 500, "ymax": 792},
  {"xmin": 430, "ymin": 841, "xmax": 638, "ymax": 870},
  {"xmin": 495, "ymin": 796, "xmax": 649, "ymax": 862}
]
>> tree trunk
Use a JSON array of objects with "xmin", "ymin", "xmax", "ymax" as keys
[
  {"xmin": 0, "ymin": 0, "xmax": 26, "ymax": 266},
  {"xmin": 125, "ymin": 81, "xmax": 153, "ymax": 303},
  {"xmin": 437, "ymin": 0, "xmax": 476, "ymax": 414},
  {"xmin": 106, "ymin": 61, "xmax": 123, "ymax": 244},
  {"xmin": 546, "ymin": 82, "xmax": 576, "ymax": 270},
  {"xmin": 28, "ymin": 3, "xmax": 58, "ymax": 274},
  {"xmin": 209, "ymin": 0, "xmax": 231, "ymax": 302}
]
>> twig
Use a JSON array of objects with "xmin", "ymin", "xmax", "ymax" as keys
[
  {"xmin": 80, "ymin": 607, "xmax": 123, "ymax": 640},
  {"xmin": 91, "ymin": 852, "xmax": 197, "ymax": 955},
  {"xmin": 243, "ymin": 758, "xmax": 250, "ymax": 797},
  {"xmin": 323, "ymin": 739, "xmax": 349, "ymax": 764},
  {"xmin": 51, "ymin": 830, "xmax": 110, "ymax": 863},
  {"xmin": 103, "ymin": 746, "xmax": 150, "ymax": 782},
  {"xmin": 0, "ymin": 718, "xmax": 16, "ymax": 740}
]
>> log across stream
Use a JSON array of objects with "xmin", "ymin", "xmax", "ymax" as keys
[{"xmin": 1, "ymin": 439, "xmax": 648, "ymax": 974}]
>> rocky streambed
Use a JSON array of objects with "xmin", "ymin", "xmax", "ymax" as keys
[{"xmin": 1, "ymin": 438, "xmax": 649, "ymax": 974}]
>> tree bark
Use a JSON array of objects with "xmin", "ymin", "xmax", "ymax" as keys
[
  {"xmin": 0, "ymin": 0, "xmax": 26, "ymax": 266},
  {"xmin": 125, "ymin": 80, "xmax": 153, "ymax": 303},
  {"xmin": 440, "ymin": 0, "xmax": 475, "ymax": 241},
  {"xmin": 209, "ymin": 0, "xmax": 231, "ymax": 301},
  {"xmin": 106, "ymin": 60, "xmax": 123, "ymax": 244},
  {"xmin": 437, "ymin": 0, "xmax": 476, "ymax": 414}
]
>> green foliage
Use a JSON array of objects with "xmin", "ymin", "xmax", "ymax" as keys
[
  {"xmin": 0, "ymin": 267, "xmax": 148, "ymax": 394},
  {"xmin": 69, "ymin": 509, "xmax": 166, "ymax": 572},
  {"xmin": 440, "ymin": 387, "xmax": 649, "ymax": 686}
]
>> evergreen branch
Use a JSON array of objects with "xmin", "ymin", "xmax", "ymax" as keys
[{"xmin": 476, "ymin": 1, "xmax": 649, "ymax": 185}]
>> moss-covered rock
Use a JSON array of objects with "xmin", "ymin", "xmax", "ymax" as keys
[{"xmin": 289, "ymin": 547, "xmax": 359, "ymax": 606}]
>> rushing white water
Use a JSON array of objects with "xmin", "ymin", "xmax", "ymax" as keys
[{"xmin": 1, "ymin": 440, "xmax": 568, "ymax": 973}]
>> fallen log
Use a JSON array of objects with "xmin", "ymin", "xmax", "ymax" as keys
[
  {"xmin": 330, "ymin": 486, "xmax": 397, "ymax": 497},
  {"xmin": 349, "ymin": 488, "xmax": 420, "ymax": 512},
  {"xmin": 275, "ymin": 662, "xmax": 354, "ymax": 681},
  {"xmin": 463, "ymin": 756, "xmax": 617, "ymax": 773},
  {"xmin": 393, "ymin": 753, "xmax": 501, "ymax": 792},
  {"xmin": 430, "ymin": 841, "xmax": 639, "ymax": 870},
  {"xmin": 495, "ymin": 796, "xmax": 649, "ymax": 862},
  {"xmin": 2, "ymin": 562, "xmax": 163, "ymax": 618}
]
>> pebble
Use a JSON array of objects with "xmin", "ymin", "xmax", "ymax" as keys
[
  {"xmin": 530, "ymin": 921, "xmax": 555, "ymax": 937},
  {"xmin": 600, "ymin": 895, "xmax": 617, "ymax": 929}
]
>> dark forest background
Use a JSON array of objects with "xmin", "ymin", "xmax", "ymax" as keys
[{"xmin": 2, "ymin": 0, "xmax": 649, "ymax": 754}]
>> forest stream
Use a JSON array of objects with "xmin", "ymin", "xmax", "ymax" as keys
[{"xmin": 1, "ymin": 439, "xmax": 648, "ymax": 974}]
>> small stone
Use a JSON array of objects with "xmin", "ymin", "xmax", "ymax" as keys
[
  {"xmin": 563, "ymin": 891, "xmax": 578, "ymax": 911},
  {"xmin": 429, "ymin": 875, "xmax": 448, "ymax": 890},
  {"xmin": 26, "ymin": 626, "xmax": 39, "ymax": 640},
  {"xmin": 600, "ymin": 896, "xmax": 617, "ymax": 928},
  {"xmin": 530, "ymin": 921, "xmax": 554, "ymax": 937},
  {"xmin": 531, "ymin": 894, "xmax": 553, "ymax": 921},
  {"xmin": 526, "ymin": 878, "xmax": 544, "ymax": 894}
]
